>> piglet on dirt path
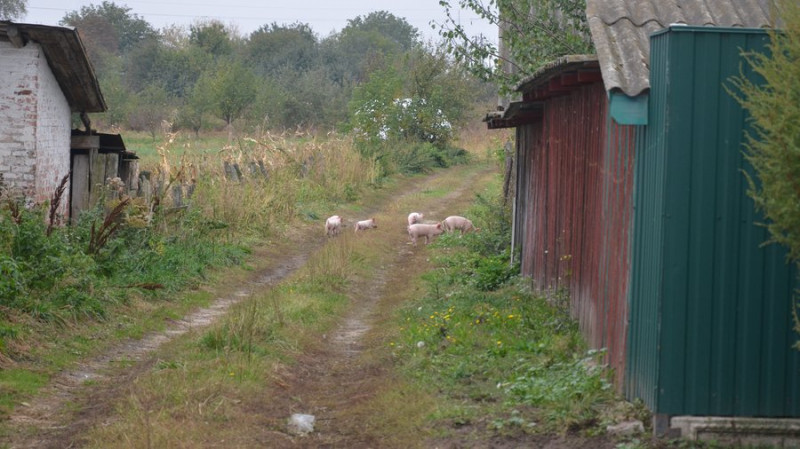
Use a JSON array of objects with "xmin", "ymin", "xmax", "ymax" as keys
[
  {"xmin": 407, "ymin": 212, "xmax": 424, "ymax": 226},
  {"xmin": 442, "ymin": 216, "xmax": 477, "ymax": 235},
  {"xmin": 354, "ymin": 218, "xmax": 377, "ymax": 233},
  {"xmin": 325, "ymin": 215, "xmax": 342, "ymax": 237},
  {"xmin": 408, "ymin": 223, "xmax": 444, "ymax": 245}
]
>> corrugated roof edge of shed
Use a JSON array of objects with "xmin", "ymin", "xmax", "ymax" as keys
[
  {"xmin": 515, "ymin": 54, "xmax": 601, "ymax": 93},
  {"xmin": 484, "ymin": 55, "xmax": 602, "ymax": 129},
  {"xmin": 651, "ymin": 23, "xmax": 775, "ymax": 38},
  {"xmin": 0, "ymin": 21, "xmax": 106, "ymax": 113},
  {"xmin": 585, "ymin": 0, "xmax": 778, "ymax": 98}
]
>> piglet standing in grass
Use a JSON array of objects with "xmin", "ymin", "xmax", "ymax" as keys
[
  {"xmin": 325, "ymin": 215, "xmax": 342, "ymax": 237},
  {"xmin": 442, "ymin": 215, "xmax": 477, "ymax": 235},
  {"xmin": 407, "ymin": 212, "xmax": 424, "ymax": 226},
  {"xmin": 408, "ymin": 222, "xmax": 444, "ymax": 245},
  {"xmin": 354, "ymin": 218, "xmax": 377, "ymax": 233}
]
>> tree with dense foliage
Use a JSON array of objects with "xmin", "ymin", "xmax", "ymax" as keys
[
  {"xmin": 342, "ymin": 11, "xmax": 419, "ymax": 51},
  {"xmin": 436, "ymin": 0, "xmax": 593, "ymax": 94},
  {"xmin": 729, "ymin": 0, "xmax": 800, "ymax": 346},
  {"xmin": 178, "ymin": 71, "xmax": 217, "ymax": 136},
  {"xmin": 55, "ymin": 6, "xmax": 487, "ymax": 136},
  {"xmin": 127, "ymin": 84, "xmax": 174, "ymax": 139},
  {"xmin": 61, "ymin": 1, "xmax": 157, "ymax": 55},
  {"xmin": 95, "ymin": 59, "xmax": 130, "ymax": 127},
  {"xmin": 189, "ymin": 20, "xmax": 236, "ymax": 60},
  {"xmin": 323, "ymin": 12, "xmax": 420, "ymax": 86},
  {"xmin": 0, "ymin": 0, "xmax": 26, "ymax": 21},
  {"xmin": 246, "ymin": 23, "xmax": 318, "ymax": 76},
  {"xmin": 211, "ymin": 61, "xmax": 257, "ymax": 126},
  {"xmin": 349, "ymin": 45, "xmax": 476, "ymax": 145}
]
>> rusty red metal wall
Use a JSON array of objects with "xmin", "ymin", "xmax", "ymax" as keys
[{"xmin": 515, "ymin": 81, "xmax": 636, "ymax": 388}]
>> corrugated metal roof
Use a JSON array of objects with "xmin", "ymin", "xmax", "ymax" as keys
[
  {"xmin": 0, "ymin": 21, "xmax": 106, "ymax": 113},
  {"xmin": 484, "ymin": 55, "xmax": 603, "ymax": 129},
  {"xmin": 586, "ymin": 0, "xmax": 776, "ymax": 96},
  {"xmin": 515, "ymin": 54, "xmax": 600, "ymax": 92}
]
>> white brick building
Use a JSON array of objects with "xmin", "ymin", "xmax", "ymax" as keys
[{"xmin": 0, "ymin": 22, "xmax": 106, "ymax": 215}]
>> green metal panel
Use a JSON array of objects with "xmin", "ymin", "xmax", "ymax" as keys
[
  {"xmin": 626, "ymin": 23, "xmax": 671, "ymax": 409},
  {"xmin": 625, "ymin": 123, "xmax": 654, "ymax": 404},
  {"xmin": 609, "ymin": 92, "xmax": 648, "ymax": 125},
  {"xmin": 627, "ymin": 26, "xmax": 800, "ymax": 417}
]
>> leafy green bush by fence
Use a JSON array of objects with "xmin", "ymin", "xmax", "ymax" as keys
[
  {"xmin": 728, "ymin": 0, "xmax": 800, "ymax": 348},
  {"xmin": 0, "ymin": 196, "xmax": 247, "ymax": 325},
  {"xmin": 396, "ymin": 183, "xmax": 619, "ymax": 435}
]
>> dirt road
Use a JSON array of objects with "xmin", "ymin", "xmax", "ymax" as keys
[{"xmin": 4, "ymin": 163, "xmax": 501, "ymax": 448}]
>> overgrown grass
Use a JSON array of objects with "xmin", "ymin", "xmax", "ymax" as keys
[
  {"xmin": 122, "ymin": 131, "xmax": 230, "ymax": 163},
  {"xmin": 77, "ymin": 228, "xmax": 375, "ymax": 447},
  {"xmin": 0, "ymin": 124, "xmax": 503, "ymax": 439},
  {"xmin": 0, "ymin": 194, "xmax": 248, "ymax": 326},
  {"xmin": 0, "ymin": 130, "xmax": 379, "ymax": 423},
  {"xmin": 186, "ymin": 132, "xmax": 380, "ymax": 236},
  {"xmin": 0, "ymin": 131, "xmax": 377, "ymax": 328},
  {"xmin": 66, "ymin": 156, "xmax": 494, "ymax": 448},
  {"xmin": 391, "ymin": 183, "xmax": 632, "ymax": 440}
]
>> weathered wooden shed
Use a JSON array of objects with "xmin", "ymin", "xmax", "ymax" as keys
[
  {"xmin": 70, "ymin": 131, "xmax": 139, "ymax": 219},
  {"xmin": 486, "ymin": 55, "xmax": 636, "ymax": 388},
  {"xmin": 490, "ymin": 0, "xmax": 799, "ymax": 437},
  {"xmin": 0, "ymin": 21, "xmax": 136, "ymax": 220}
]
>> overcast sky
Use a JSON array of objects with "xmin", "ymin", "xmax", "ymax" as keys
[{"xmin": 21, "ymin": 0, "xmax": 498, "ymax": 44}]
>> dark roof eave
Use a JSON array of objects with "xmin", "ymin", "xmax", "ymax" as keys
[
  {"xmin": 515, "ymin": 55, "xmax": 601, "ymax": 93},
  {"xmin": 484, "ymin": 101, "xmax": 545, "ymax": 129},
  {"xmin": 0, "ymin": 21, "xmax": 106, "ymax": 113}
]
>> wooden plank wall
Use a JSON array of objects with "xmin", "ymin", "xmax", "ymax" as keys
[{"xmin": 516, "ymin": 81, "xmax": 637, "ymax": 388}]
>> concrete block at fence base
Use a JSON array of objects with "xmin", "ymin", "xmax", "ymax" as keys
[
  {"xmin": 670, "ymin": 416, "xmax": 800, "ymax": 448},
  {"xmin": 607, "ymin": 420, "xmax": 644, "ymax": 436}
]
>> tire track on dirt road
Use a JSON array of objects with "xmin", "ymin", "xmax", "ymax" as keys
[
  {"xmin": 3, "ymin": 163, "xmax": 497, "ymax": 449},
  {"xmin": 5, "ymin": 238, "xmax": 320, "ymax": 449},
  {"xmin": 247, "ymin": 166, "xmax": 496, "ymax": 448}
]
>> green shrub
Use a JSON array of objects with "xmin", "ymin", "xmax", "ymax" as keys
[
  {"xmin": 0, "ymin": 195, "xmax": 248, "ymax": 325},
  {"xmin": 396, "ymin": 185, "xmax": 617, "ymax": 435},
  {"xmin": 0, "ymin": 255, "xmax": 26, "ymax": 301},
  {"xmin": 500, "ymin": 352, "xmax": 613, "ymax": 429},
  {"xmin": 472, "ymin": 251, "xmax": 517, "ymax": 291},
  {"xmin": 729, "ymin": 0, "xmax": 800, "ymax": 347},
  {"xmin": 390, "ymin": 143, "xmax": 438, "ymax": 175}
]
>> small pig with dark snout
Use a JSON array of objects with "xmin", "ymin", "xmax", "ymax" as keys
[
  {"xmin": 408, "ymin": 222, "xmax": 444, "ymax": 245},
  {"xmin": 354, "ymin": 218, "xmax": 377, "ymax": 233},
  {"xmin": 442, "ymin": 215, "xmax": 477, "ymax": 235},
  {"xmin": 407, "ymin": 212, "xmax": 424, "ymax": 226}
]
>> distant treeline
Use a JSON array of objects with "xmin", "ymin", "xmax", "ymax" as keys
[{"xmin": 62, "ymin": 2, "xmax": 494, "ymax": 140}]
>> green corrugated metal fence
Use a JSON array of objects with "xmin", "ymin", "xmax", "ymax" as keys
[{"xmin": 627, "ymin": 26, "xmax": 800, "ymax": 417}]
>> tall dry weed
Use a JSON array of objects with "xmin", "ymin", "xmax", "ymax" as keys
[
  {"xmin": 455, "ymin": 117, "xmax": 512, "ymax": 159},
  {"xmin": 137, "ymin": 129, "xmax": 378, "ymax": 237}
]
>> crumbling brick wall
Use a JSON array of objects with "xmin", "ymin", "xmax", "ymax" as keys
[{"xmin": 0, "ymin": 41, "xmax": 71, "ymax": 215}]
